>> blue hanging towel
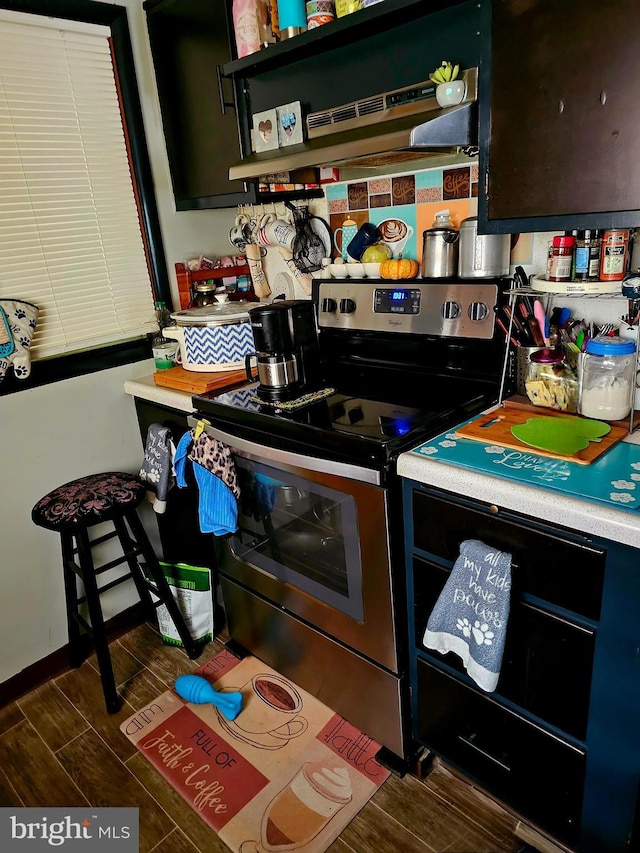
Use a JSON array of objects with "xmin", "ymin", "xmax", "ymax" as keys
[
  {"xmin": 174, "ymin": 431, "xmax": 239, "ymax": 536},
  {"xmin": 422, "ymin": 539, "xmax": 512, "ymax": 692}
]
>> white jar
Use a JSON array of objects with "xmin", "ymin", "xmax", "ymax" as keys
[{"xmin": 578, "ymin": 336, "xmax": 637, "ymax": 421}]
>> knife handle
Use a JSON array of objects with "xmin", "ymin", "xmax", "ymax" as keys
[{"xmin": 528, "ymin": 317, "xmax": 546, "ymax": 346}]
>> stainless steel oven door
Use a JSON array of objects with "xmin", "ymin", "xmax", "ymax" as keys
[{"xmin": 196, "ymin": 422, "xmax": 398, "ymax": 672}]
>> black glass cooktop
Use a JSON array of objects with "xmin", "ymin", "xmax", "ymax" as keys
[{"xmin": 193, "ymin": 366, "xmax": 496, "ymax": 471}]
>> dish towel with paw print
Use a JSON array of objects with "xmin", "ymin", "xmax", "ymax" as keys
[
  {"xmin": 138, "ymin": 424, "xmax": 176, "ymax": 514},
  {"xmin": 422, "ymin": 539, "xmax": 512, "ymax": 692}
]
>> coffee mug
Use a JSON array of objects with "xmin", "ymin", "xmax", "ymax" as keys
[
  {"xmin": 152, "ymin": 339, "xmax": 180, "ymax": 370},
  {"xmin": 229, "ymin": 214, "xmax": 253, "ymax": 252},
  {"xmin": 257, "ymin": 217, "xmax": 296, "ymax": 251},
  {"xmin": 378, "ymin": 218, "xmax": 414, "ymax": 258},
  {"xmin": 346, "ymin": 222, "xmax": 381, "ymax": 261},
  {"xmin": 333, "ymin": 218, "xmax": 358, "ymax": 261},
  {"xmin": 235, "ymin": 673, "xmax": 308, "ymax": 739}
]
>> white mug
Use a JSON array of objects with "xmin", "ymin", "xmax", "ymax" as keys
[{"xmin": 257, "ymin": 217, "xmax": 296, "ymax": 251}]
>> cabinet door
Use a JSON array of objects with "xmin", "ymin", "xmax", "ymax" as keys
[
  {"xmin": 145, "ymin": 0, "xmax": 256, "ymax": 209},
  {"xmin": 412, "ymin": 490, "xmax": 605, "ymax": 620},
  {"xmin": 481, "ymin": 0, "xmax": 640, "ymax": 231},
  {"xmin": 416, "ymin": 659, "xmax": 586, "ymax": 847},
  {"xmin": 413, "ymin": 556, "xmax": 595, "ymax": 740}
]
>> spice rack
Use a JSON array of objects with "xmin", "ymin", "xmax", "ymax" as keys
[
  {"xmin": 174, "ymin": 262, "xmax": 253, "ymax": 310},
  {"xmin": 498, "ymin": 284, "xmax": 640, "ymax": 434}
]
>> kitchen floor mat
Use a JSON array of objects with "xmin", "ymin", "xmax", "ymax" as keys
[{"xmin": 120, "ymin": 649, "xmax": 389, "ymax": 853}]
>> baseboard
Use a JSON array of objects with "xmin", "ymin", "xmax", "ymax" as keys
[
  {"xmin": 0, "ymin": 603, "xmax": 147, "ymax": 708},
  {"xmin": 515, "ymin": 821, "xmax": 575, "ymax": 853}
]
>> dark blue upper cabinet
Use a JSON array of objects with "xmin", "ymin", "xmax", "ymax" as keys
[
  {"xmin": 144, "ymin": 0, "xmax": 257, "ymax": 210},
  {"xmin": 478, "ymin": 0, "xmax": 640, "ymax": 234}
]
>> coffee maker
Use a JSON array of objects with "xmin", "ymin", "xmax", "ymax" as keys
[{"xmin": 245, "ymin": 301, "xmax": 321, "ymax": 402}]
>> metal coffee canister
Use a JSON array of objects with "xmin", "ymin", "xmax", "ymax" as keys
[
  {"xmin": 458, "ymin": 217, "xmax": 511, "ymax": 279},
  {"xmin": 421, "ymin": 227, "xmax": 459, "ymax": 278}
]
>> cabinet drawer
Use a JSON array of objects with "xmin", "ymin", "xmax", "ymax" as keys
[
  {"xmin": 413, "ymin": 490, "xmax": 604, "ymax": 620},
  {"xmin": 416, "ymin": 659, "xmax": 585, "ymax": 846},
  {"xmin": 413, "ymin": 556, "xmax": 595, "ymax": 740}
]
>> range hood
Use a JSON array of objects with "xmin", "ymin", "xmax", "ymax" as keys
[{"xmin": 229, "ymin": 68, "xmax": 478, "ymax": 182}]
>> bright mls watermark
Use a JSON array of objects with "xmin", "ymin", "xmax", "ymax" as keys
[{"xmin": 0, "ymin": 808, "xmax": 138, "ymax": 850}]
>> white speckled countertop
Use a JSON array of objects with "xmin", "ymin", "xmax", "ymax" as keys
[
  {"xmin": 124, "ymin": 374, "xmax": 195, "ymax": 414},
  {"xmin": 398, "ymin": 431, "xmax": 640, "ymax": 550}
]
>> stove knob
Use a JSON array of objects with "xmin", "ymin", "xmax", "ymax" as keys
[
  {"xmin": 442, "ymin": 301, "xmax": 461, "ymax": 320},
  {"xmin": 339, "ymin": 298, "xmax": 356, "ymax": 314},
  {"xmin": 468, "ymin": 301, "xmax": 489, "ymax": 321},
  {"xmin": 321, "ymin": 297, "xmax": 337, "ymax": 313}
]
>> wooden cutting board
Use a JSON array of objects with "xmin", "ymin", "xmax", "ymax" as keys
[
  {"xmin": 153, "ymin": 366, "xmax": 247, "ymax": 394},
  {"xmin": 455, "ymin": 406, "xmax": 628, "ymax": 464}
]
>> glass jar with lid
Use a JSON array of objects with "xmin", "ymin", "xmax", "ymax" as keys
[
  {"xmin": 578, "ymin": 335, "xmax": 637, "ymax": 421},
  {"xmin": 525, "ymin": 348, "xmax": 579, "ymax": 412},
  {"xmin": 189, "ymin": 279, "xmax": 218, "ymax": 308}
]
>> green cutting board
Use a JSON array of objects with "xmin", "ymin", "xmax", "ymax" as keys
[{"xmin": 511, "ymin": 416, "xmax": 611, "ymax": 455}]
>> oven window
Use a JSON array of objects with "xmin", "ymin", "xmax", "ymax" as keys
[{"xmin": 229, "ymin": 458, "xmax": 364, "ymax": 620}]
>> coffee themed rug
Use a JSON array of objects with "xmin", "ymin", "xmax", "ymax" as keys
[{"xmin": 120, "ymin": 650, "xmax": 390, "ymax": 852}]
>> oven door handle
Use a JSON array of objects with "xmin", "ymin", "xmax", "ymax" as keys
[{"xmin": 187, "ymin": 416, "xmax": 381, "ymax": 485}]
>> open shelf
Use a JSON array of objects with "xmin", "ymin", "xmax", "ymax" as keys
[{"xmin": 222, "ymin": 0, "xmax": 468, "ymax": 77}]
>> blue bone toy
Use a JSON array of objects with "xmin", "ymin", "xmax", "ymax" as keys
[{"xmin": 174, "ymin": 674, "xmax": 243, "ymax": 721}]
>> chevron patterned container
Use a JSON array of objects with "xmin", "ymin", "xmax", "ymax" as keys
[{"xmin": 167, "ymin": 303, "xmax": 262, "ymax": 373}]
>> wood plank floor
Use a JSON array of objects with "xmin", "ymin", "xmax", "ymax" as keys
[{"xmin": 0, "ymin": 623, "xmax": 526, "ymax": 853}]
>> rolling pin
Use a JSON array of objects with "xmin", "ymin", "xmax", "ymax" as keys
[{"xmin": 245, "ymin": 242, "xmax": 271, "ymax": 298}]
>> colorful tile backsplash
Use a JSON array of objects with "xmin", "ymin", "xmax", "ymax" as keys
[{"xmin": 328, "ymin": 161, "xmax": 479, "ymax": 261}]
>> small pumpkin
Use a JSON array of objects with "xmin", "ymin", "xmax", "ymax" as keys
[{"xmin": 380, "ymin": 258, "xmax": 420, "ymax": 280}]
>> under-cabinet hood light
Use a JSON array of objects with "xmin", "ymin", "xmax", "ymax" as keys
[{"xmin": 229, "ymin": 68, "xmax": 478, "ymax": 181}]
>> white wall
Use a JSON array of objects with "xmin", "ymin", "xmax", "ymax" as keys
[{"xmin": 0, "ymin": 0, "xmax": 236, "ymax": 684}]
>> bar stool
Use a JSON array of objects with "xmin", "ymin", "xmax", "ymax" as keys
[{"xmin": 32, "ymin": 471, "xmax": 202, "ymax": 713}]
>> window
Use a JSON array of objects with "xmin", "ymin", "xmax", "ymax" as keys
[{"xmin": 0, "ymin": 1, "xmax": 168, "ymax": 387}]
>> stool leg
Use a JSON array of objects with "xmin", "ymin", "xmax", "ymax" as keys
[
  {"xmin": 75, "ymin": 528, "xmax": 120, "ymax": 714},
  {"xmin": 112, "ymin": 515, "xmax": 156, "ymax": 619},
  {"xmin": 61, "ymin": 532, "xmax": 83, "ymax": 668},
  {"xmin": 124, "ymin": 510, "xmax": 202, "ymax": 660}
]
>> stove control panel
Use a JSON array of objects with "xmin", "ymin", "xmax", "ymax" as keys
[{"xmin": 318, "ymin": 282, "xmax": 498, "ymax": 339}]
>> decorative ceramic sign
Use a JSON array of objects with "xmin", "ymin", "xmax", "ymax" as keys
[
  {"xmin": 277, "ymin": 101, "xmax": 304, "ymax": 147},
  {"xmin": 251, "ymin": 108, "xmax": 279, "ymax": 153}
]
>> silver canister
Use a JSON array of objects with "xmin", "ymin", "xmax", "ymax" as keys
[
  {"xmin": 458, "ymin": 217, "xmax": 511, "ymax": 279},
  {"xmin": 421, "ymin": 228, "xmax": 460, "ymax": 278}
]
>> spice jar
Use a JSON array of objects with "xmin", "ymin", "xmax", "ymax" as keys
[
  {"xmin": 573, "ymin": 230, "xmax": 602, "ymax": 281},
  {"xmin": 600, "ymin": 229, "xmax": 630, "ymax": 281},
  {"xmin": 548, "ymin": 235, "xmax": 575, "ymax": 282},
  {"xmin": 525, "ymin": 348, "xmax": 579, "ymax": 411},
  {"xmin": 578, "ymin": 335, "xmax": 637, "ymax": 421}
]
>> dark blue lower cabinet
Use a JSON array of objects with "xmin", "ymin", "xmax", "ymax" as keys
[
  {"xmin": 404, "ymin": 480, "xmax": 640, "ymax": 853},
  {"xmin": 416, "ymin": 659, "xmax": 585, "ymax": 846}
]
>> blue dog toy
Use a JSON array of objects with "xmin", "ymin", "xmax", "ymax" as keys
[{"xmin": 174, "ymin": 674, "xmax": 243, "ymax": 721}]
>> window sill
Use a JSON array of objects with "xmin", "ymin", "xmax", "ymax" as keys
[{"xmin": 0, "ymin": 338, "xmax": 151, "ymax": 397}]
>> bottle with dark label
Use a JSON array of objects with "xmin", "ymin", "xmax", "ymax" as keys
[{"xmin": 573, "ymin": 230, "xmax": 602, "ymax": 281}]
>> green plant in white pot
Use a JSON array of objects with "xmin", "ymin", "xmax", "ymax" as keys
[{"xmin": 430, "ymin": 61, "xmax": 465, "ymax": 107}]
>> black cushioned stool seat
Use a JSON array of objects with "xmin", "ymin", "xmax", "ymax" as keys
[{"xmin": 32, "ymin": 472, "xmax": 201, "ymax": 713}]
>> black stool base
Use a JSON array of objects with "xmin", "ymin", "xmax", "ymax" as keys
[{"xmin": 34, "ymin": 472, "xmax": 202, "ymax": 715}]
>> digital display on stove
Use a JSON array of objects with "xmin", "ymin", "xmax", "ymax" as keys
[{"xmin": 374, "ymin": 288, "xmax": 420, "ymax": 315}]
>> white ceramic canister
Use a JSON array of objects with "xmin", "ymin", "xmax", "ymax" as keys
[
  {"xmin": 458, "ymin": 217, "xmax": 511, "ymax": 278},
  {"xmin": 165, "ymin": 303, "xmax": 263, "ymax": 372}
]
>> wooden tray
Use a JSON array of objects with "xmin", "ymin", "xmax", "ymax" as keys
[
  {"xmin": 153, "ymin": 366, "xmax": 247, "ymax": 395},
  {"xmin": 455, "ymin": 405, "xmax": 628, "ymax": 464}
]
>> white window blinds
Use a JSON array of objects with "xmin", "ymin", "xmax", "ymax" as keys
[{"xmin": 0, "ymin": 11, "xmax": 155, "ymax": 359}]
